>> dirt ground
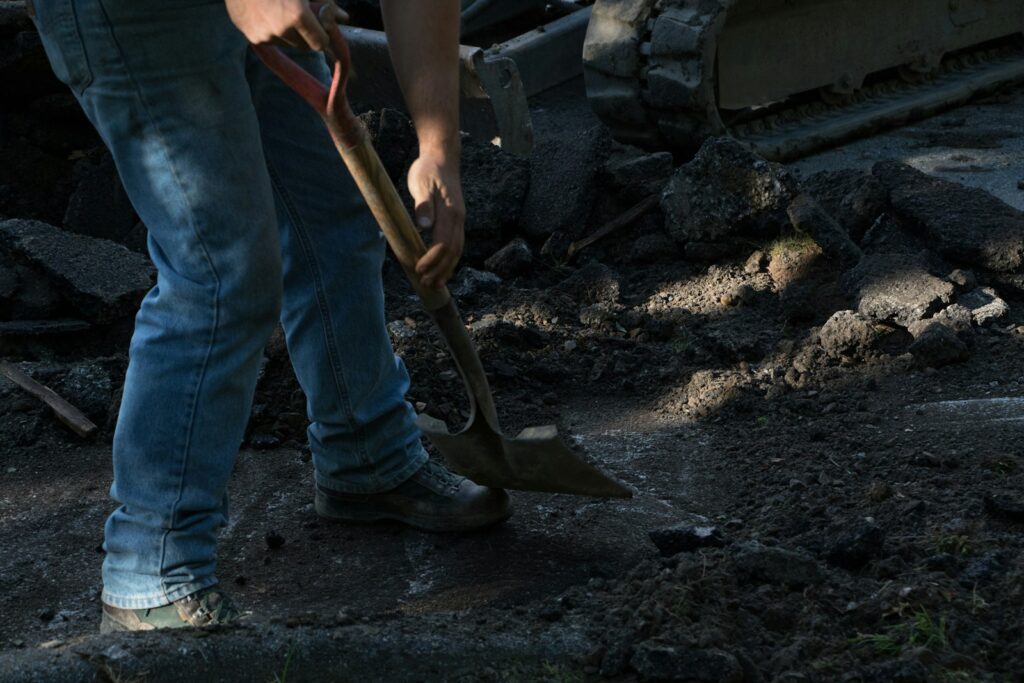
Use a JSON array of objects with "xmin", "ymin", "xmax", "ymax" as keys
[{"xmin": 3, "ymin": 43, "xmax": 1024, "ymax": 683}]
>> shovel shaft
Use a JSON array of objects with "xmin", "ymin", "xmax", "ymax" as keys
[{"xmin": 328, "ymin": 121, "xmax": 452, "ymax": 312}]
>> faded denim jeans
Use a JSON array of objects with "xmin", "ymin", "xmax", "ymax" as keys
[{"xmin": 31, "ymin": 0, "xmax": 427, "ymax": 609}]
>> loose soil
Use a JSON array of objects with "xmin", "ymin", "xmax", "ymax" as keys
[{"xmin": 3, "ymin": 72, "xmax": 1024, "ymax": 683}]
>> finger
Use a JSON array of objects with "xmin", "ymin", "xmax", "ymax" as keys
[
  {"xmin": 272, "ymin": 31, "xmax": 304, "ymax": 49},
  {"xmin": 416, "ymin": 244, "xmax": 448, "ymax": 288},
  {"xmin": 296, "ymin": 7, "xmax": 331, "ymax": 51}
]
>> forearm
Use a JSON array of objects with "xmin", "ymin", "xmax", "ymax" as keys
[{"xmin": 379, "ymin": 0, "xmax": 461, "ymax": 159}]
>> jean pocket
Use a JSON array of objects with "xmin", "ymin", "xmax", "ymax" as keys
[{"xmin": 32, "ymin": 0, "xmax": 93, "ymax": 95}]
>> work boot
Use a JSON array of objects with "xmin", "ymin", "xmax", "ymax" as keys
[
  {"xmin": 100, "ymin": 587, "xmax": 243, "ymax": 632},
  {"xmin": 315, "ymin": 460, "xmax": 511, "ymax": 532}
]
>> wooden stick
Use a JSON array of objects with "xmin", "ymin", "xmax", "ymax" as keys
[
  {"xmin": 0, "ymin": 361, "xmax": 98, "ymax": 438},
  {"xmin": 566, "ymin": 193, "xmax": 661, "ymax": 260}
]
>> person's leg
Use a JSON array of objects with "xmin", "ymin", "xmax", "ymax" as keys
[
  {"xmin": 33, "ymin": 0, "xmax": 281, "ymax": 608},
  {"xmin": 247, "ymin": 50, "xmax": 427, "ymax": 493},
  {"xmin": 246, "ymin": 50, "xmax": 510, "ymax": 531}
]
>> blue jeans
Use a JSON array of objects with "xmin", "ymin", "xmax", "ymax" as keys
[{"xmin": 32, "ymin": 0, "xmax": 427, "ymax": 609}]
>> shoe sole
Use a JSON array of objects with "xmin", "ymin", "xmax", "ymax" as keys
[{"xmin": 314, "ymin": 493, "xmax": 512, "ymax": 533}]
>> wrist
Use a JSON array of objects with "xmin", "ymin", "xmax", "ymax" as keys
[{"xmin": 417, "ymin": 136, "xmax": 461, "ymax": 164}]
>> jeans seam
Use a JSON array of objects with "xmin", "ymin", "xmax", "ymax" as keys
[
  {"xmin": 95, "ymin": 0, "xmax": 223, "ymax": 605},
  {"xmin": 264, "ymin": 160, "xmax": 377, "ymax": 488}
]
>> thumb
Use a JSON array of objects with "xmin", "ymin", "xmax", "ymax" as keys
[{"xmin": 413, "ymin": 191, "xmax": 435, "ymax": 232}]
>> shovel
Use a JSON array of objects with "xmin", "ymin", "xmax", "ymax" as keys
[{"xmin": 252, "ymin": 19, "xmax": 630, "ymax": 498}]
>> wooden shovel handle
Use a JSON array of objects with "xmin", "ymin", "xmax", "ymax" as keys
[
  {"xmin": 253, "ymin": 22, "xmax": 451, "ymax": 312},
  {"xmin": 333, "ymin": 122, "xmax": 452, "ymax": 311}
]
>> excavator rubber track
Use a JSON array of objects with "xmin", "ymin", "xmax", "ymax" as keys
[{"xmin": 583, "ymin": 0, "xmax": 1024, "ymax": 160}]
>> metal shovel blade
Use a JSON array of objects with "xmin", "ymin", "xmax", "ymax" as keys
[
  {"xmin": 418, "ymin": 301, "xmax": 632, "ymax": 499},
  {"xmin": 418, "ymin": 414, "xmax": 631, "ymax": 498}
]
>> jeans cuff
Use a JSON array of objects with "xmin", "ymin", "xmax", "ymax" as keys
[
  {"xmin": 315, "ymin": 445, "xmax": 428, "ymax": 495},
  {"xmin": 101, "ymin": 576, "xmax": 219, "ymax": 610}
]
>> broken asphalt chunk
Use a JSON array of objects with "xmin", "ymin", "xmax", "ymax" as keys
[{"xmin": 0, "ymin": 219, "xmax": 153, "ymax": 324}]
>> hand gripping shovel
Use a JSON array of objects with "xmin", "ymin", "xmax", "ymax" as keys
[{"xmin": 252, "ymin": 20, "xmax": 630, "ymax": 498}]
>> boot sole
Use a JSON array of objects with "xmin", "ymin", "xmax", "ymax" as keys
[{"xmin": 314, "ymin": 493, "xmax": 512, "ymax": 533}]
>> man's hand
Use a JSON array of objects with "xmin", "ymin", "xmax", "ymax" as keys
[
  {"xmin": 225, "ymin": 0, "xmax": 346, "ymax": 51},
  {"xmin": 381, "ymin": 0, "xmax": 463, "ymax": 290},
  {"xmin": 409, "ymin": 150, "xmax": 465, "ymax": 290}
]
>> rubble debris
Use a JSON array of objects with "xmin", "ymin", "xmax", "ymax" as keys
[
  {"xmin": 908, "ymin": 321, "xmax": 970, "ymax": 368},
  {"xmin": 824, "ymin": 522, "xmax": 885, "ymax": 571},
  {"xmin": 555, "ymin": 262, "xmax": 621, "ymax": 305},
  {"xmin": 630, "ymin": 642, "xmax": 743, "ymax": 683},
  {"xmin": 818, "ymin": 310, "xmax": 880, "ymax": 363},
  {"xmin": 0, "ymin": 319, "xmax": 89, "ymax": 336},
  {"xmin": 520, "ymin": 126, "xmax": 609, "ymax": 239},
  {"xmin": 803, "ymin": 168, "xmax": 888, "ymax": 242},
  {"xmin": 873, "ymin": 161, "xmax": 1024, "ymax": 272},
  {"xmin": 628, "ymin": 231, "xmax": 675, "ymax": 264},
  {"xmin": 843, "ymin": 253, "xmax": 955, "ymax": 327},
  {"xmin": 567, "ymin": 193, "xmax": 659, "ymax": 260},
  {"xmin": 459, "ymin": 136, "xmax": 531, "ymax": 262},
  {"xmin": 451, "ymin": 267, "xmax": 501, "ymax": 301},
  {"xmin": 731, "ymin": 542, "xmax": 823, "ymax": 587},
  {"xmin": 661, "ymin": 137, "xmax": 798, "ymax": 248},
  {"xmin": 983, "ymin": 493, "xmax": 1024, "ymax": 523},
  {"xmin": 786, "ymin": 193, "xmax": 862, "ymax": 267},
  {"xmin": 859, "ymin": 213, "xmax": 928, "ymax": 256},
  {"xmin": 958, "ymin": 287, "xmax": 1009, "ymax": 326},
  {"xmin": 0, "ymin": 219, "xmax": 154, "ymax": 323},
  {"xmin": 648, "ymin": 522, "xmax": 725, "ymax": 557},
  {"xmin": 0, "ymin": 361, "xmax": 97, "ymax": 438},
  {"xmin": 602, "ymin": 145, "xmax": 674, "ymax": 203},
  {"xmin": 62, "ymin": 150, "xmax": 137, "ymax": 244},
  {"xmin": 484, "ymin": 238, "xmax": 533, "ymax": 278}
]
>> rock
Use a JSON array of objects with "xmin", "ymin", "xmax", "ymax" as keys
[
  {"xmin": 843, "ymin": 253, "xmax": 955, "ymax": 327},
  {"xmin": 873, "ymin": 161, "xmax": 1024, "ymax": 272},
  {"xmin": 451, "ymin": 267, "xmax": 501, "ymax": 301},
  {"xmin": 555, "ymin": 263, "xmax": 621, "ymax": 305},
  {"xmin": 484, "ymin": 238, "xmax": 533, "ymax": 278},
  {"xmin": 0, "ymin": 135, "xmax": 72, "ymax": 223},
  {"xmin": 648, "ymin": 523, "xmax": 725, "ymax": 557},
  {"xmin": 958, "ymin": 287, "xmax": 1009, "ymax": 326},
  {"xmin": 744, "ymin": 249, "xmax": 767, "ymax": 274},
  {"xmin": 859, "ymin": 213, "xmax": 928, "ymax": 255},
  {"xmin": 630, "ymin": 643, "xmax": 743, "ymax": 683},
  {"xmin": 0, "ymin": 219, "xmax": 154, "ymax": 323},
  {"xmin": 767, "ymin": 237, "xmax": 846, "ymax": 322},
  {"xmin": 460, "ymin": 137, "xmax": 531, "ymax": 261},
  {"xmin": 948, "ymin": 269, "xmax": 978, "ymax": 291},
  {"xmin": 983, "ymin": 493, "xmax": 1024, "ymax": 523},
  {"xmin": 520, "ymin": 126, "xmax": 609, "ymax": 239},
  {"xmin": 662, "ymin": 137, "xmax": 798, "ymax": 246},
  {"xmin": 930, "ymin": 304, "xmax": 975, "ymax": 337},
  {"xmin": 786, "ymin": 193, "xmax": 862, "ymax": 267},
  {"xmin": 62, "ymin": 149, "xmax": 137, "ymax": 243},
  {"xmin": 59, "ymin": 361, "xmax": 115, "ymax": 424},
  {"xmin": 803, "ymin": 168, "xmax": 889, "ymax": 241},
  {"xmin": 579, "ymin": 303, "xmax": 618, "ymax": 330},
  {"xmin": 603, "ymin": 145, "xmax": 674, "ymax": 202},
  {"xmin": 358, "ymin": 108, "xmax": 417, "ymax": 183},
  {"xmin": 539, "ymin": 231, "xmax": 572, "ymax": 261},
  {"xmin": 732, "ymin": 542, "xmax": 823, "ymax": 587},
  {"xmin": 629, "ymin": 232, "xmax": 675, "ymax": 264},
  {"xmin": 908, "ymin": 322, "xmax": 969, "ymax": 368},
  {"xmin": 469, "ymin": 315, "xmax": 545, "ymax": 349},
  {"xmin": 958, "ymin": 550, "xmax": 1010, "ymax": 587},
  {"xmin": 818, "ymin": 311, "xmax": 879, "ymax": 362},
  {"xmin": 824, "ymin": 523, "xmax": 885, "ymax": 570}
]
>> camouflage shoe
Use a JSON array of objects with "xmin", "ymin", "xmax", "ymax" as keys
[
  {"xmin": 315, "ymin": 460, "xmax": 511, "ymax": 532},
  {"xmin": 100, "ymin": 587, "xmax": 243, "ymax": 632}
]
